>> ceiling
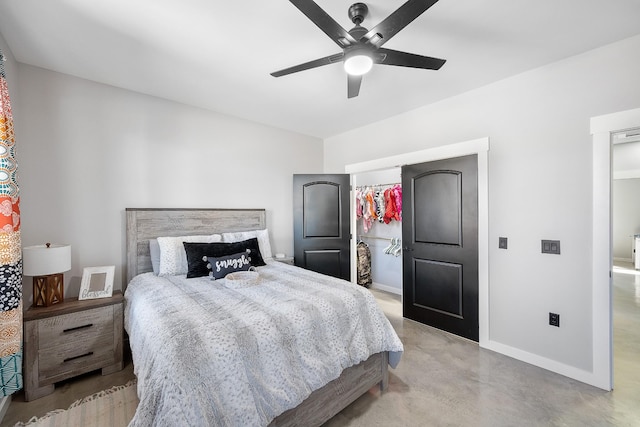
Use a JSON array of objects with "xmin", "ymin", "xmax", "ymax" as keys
[{"xmin": 1, "ymin": 0, "xmax": 639, "ymax": 139}]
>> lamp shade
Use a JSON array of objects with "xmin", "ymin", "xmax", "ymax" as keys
[{"xmin": 23, "ymin": 244, "xmax": 71, "ymax": 276}]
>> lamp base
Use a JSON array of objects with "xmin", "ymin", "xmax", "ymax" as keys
[{"xmin": 33, "ymin": 274, "xmax": 64, "ymax": 307}]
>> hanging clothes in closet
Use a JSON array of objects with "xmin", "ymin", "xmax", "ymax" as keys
[
  {"xmin": 356, "ymin": 240, "xmax": 372, "ymax": 288},
  {"xmin": 355, "ymin": 184, "xmax": 402, "ymax": 231}
]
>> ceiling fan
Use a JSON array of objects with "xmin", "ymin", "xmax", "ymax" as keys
[{"xmin": 271, "ymin": 0, "xmax": 446, "ymax": 98}]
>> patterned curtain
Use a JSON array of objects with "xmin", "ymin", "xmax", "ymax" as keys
[{"xmin": 0, "ymin": 49, "xmax": 23, "ymax": 396}]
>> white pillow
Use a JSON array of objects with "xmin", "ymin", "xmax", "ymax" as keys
[
  {"xmin": 149, "ymin": 239, "xmax": 161, "ymax": 275},
  {"xmin": 222, "ymin": 229, "xmax": 272, "ymax": 260},
  {"xmin": 157, "ymin": 234, "xmax": 222, "ymax": 276}
]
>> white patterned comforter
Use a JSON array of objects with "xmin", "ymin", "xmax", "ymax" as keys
[{"xmin": 124, "ymin": 260, "xmax": 403, "ymax": 427}]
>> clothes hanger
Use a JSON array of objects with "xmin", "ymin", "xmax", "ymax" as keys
[
  {"xmin": 384, "ymin": 238, "xmax": 396, "ymax": 254},
  {"xmin": 393, "ymin": 239, "xmax": 403, "ymax": 257}
]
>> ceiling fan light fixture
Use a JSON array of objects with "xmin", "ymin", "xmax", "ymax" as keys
[
  {"xmin": 272, "ymin": 0, "xmax": 446, "ymax": 98},
  {"xmin": 344, "ymin": 52, "xmax": 373, "ymax": 76}
]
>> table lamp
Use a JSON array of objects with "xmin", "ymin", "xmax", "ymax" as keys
[{"xmin": 23, "ymin": 243, "xmax": 71, "ymax": 307}]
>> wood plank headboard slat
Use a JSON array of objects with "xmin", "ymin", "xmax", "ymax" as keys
[{"xmin": 125, "ymin": 208, "xmax": 266, "ymax": 284}]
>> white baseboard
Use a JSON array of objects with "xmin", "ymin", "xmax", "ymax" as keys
[
  {"xmin": 370, "ymin": 282, "xmax": 402, "ymax": 295},
  {"xmin": 613, "ymin": 257, "xmax": 633, "ymax": 263},
  {"xmin": 482, "ymin": 340, "xmax": 610, "ymax": 391}
]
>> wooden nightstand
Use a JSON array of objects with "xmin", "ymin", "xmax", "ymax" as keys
[{"xmin": 23, "ymin": 292, "xmax": 124, "ymax": 401}]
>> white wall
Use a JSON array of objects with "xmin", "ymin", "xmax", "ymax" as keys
[
  {"xmin": 612, "ymin": 141, "xmax": 640, "ymax": 261},
  {"xmin": 612, "ymin": 178, "xmax": 640, "ymax": 261},
  {"xmin": 15, "ymin": 65, "xmax": 323, "ymax": 306},
  {"xmin": 324, "ymin": 35, "xmax": 640, "ymax": 379},
  {"xmin": 612, "ymin": 138, "xmax": 640, "ymax": 179}
]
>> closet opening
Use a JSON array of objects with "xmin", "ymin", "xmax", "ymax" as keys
[
  {"xmin": 353, "ymin": 168, "xmax": 403, "ymax": 296},
  {"xmin": 345, "ymin": 137, "xmax": 489, "ymax": 345}
]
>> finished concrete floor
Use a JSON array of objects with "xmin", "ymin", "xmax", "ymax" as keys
[
  {"xmin": 328, "ymin": 279, "xmax": 640, "ymax": 426},
  {"xmin": 3, "ymin": 264, "xmax": 639, "ymax": 426}
]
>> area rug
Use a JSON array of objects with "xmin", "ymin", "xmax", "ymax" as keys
[{"xmin": 14, "ymin": 380, "xmax": 138, "ymax": 427}]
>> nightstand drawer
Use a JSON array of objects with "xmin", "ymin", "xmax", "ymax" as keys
[
  {"xmin": 37, "ymin": 305, "xmax": 114, "ymax": 350},
  {"xmin": 38, "ymin": 332, "xmax": 115, "ymax": 385}
]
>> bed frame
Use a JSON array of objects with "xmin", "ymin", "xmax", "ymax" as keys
[{"xmin": 125, "ymin": 208, "xmax": 389, "ymax": 426}]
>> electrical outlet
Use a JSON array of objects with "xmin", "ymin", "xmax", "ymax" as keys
[
  {"xmin": 549, "ymin": 312, "xmax": 560, "ymax": 327},
  {"xmin": 499, "ymin": 237, "xmax": 508, "ymax": 249}
]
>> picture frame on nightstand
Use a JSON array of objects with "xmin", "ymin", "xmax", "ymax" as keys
[{"xmin": 79, "ymin": 265, "xmax": 115, "ymax": 300}]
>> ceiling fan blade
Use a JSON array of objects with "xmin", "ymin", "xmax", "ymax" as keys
[
  {"xmin": 347, "ymin": 74, "xmax": 362, "ymax": 98},
  {"xmin": 271, "ymin": 53, "xmax": 344, "ymax": 77},
  {"xmin": 377, "ymin": 48, "xmax": 446, "ymax": 70},
  {"xmin": 290, "ymin": 0, "xmax": 357, "ymax": 47},
  {"xmin": 363, "ymin": 0, "xmax": 440, "ymax": 47}
]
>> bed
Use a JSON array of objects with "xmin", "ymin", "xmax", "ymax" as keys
[{"xmin": 124, "ymin": 208, "xmax": 403, "ymax": 426}]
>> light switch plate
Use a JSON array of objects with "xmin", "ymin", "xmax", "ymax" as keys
[{"xmin": 541, "ymin": 240, "xmax": 560, "ymax": 254}]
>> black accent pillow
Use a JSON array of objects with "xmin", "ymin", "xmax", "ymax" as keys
[
  {"xmin": 184, "ymin": 237, "xmax": 266, "ymax": 278},
  {"xmin": 207, "ymin": 251, "xmax": 254, "ymax": 280}
]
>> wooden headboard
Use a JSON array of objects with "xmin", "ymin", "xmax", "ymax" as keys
[{"xmin": 125, "ymin": 208, "xmax": 266, "ymax": 283}]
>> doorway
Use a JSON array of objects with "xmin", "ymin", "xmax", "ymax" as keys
[
  {"xmin": 611, "ymin": 127, "xmax": 640, "ymax": 397},
  {"xmin": 346, "ymin": 137, "xmax": 490, "ymax": 345},
  {"xmin": 591, "ymin": 107, "xmax": 640, "ymax": 391}
]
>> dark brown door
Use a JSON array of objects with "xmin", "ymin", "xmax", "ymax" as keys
[
  {"xmin": 293, "ymin": 174, "xmax": 350, "ymax": 280},
  {"xmin": 402, "ymin": 155, "xmax": 479, "ymax": 341}
]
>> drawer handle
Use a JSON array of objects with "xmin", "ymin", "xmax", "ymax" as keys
[
  {"xmin": 63, "ymin": 323, "xmax": 93, "ymax": 333},
  {"xmin": 63, "ymin": 352, "xmax": 94, "ymax": 363}
]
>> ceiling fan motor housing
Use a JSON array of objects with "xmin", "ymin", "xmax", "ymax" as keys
[
  {"xmin": 348, "ymin": 3, "xmax": 368, "ymax": 25},
  {"xmin": 348, "ymin": 25, "xmax": 368, "ymax": 40}
]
